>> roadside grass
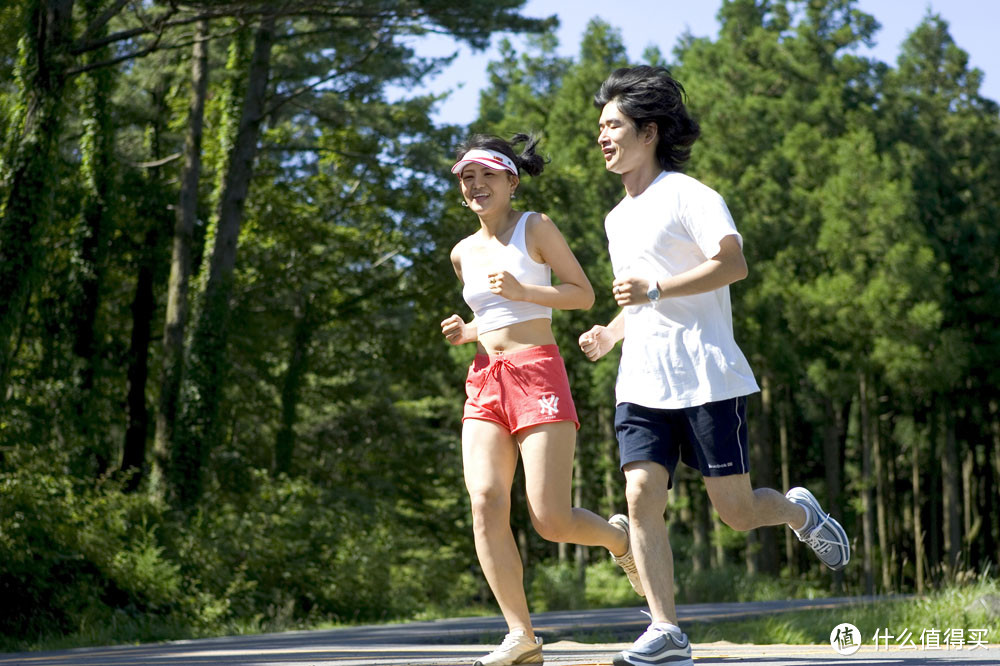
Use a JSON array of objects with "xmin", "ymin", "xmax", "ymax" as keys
[{"xmin": 573, "ymin": 573, "xmax": 1000, "ymax": 646}]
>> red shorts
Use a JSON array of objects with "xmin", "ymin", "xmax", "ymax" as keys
[{"xmin": 463, "ymin": 344, "xmax": 579, "ymax": 433}]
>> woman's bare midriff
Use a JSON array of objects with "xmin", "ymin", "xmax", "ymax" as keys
[{"xmin": 476, "ymin": 318, "xmax": 557, "ymax": 355}]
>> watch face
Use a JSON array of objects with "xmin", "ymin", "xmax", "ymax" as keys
[{"xmin": 647, "ymin": 288, "xmax": 660, "ymax": 302}]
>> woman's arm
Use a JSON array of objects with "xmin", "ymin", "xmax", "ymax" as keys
[{"xmin": 489, "ymin": 213, "xmax": 595, "ymax": 310}]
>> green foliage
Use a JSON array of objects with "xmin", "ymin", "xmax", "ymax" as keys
[
  {"xmin": 529, "ymin": 562, "xmax": 587, "ymax": 611},
  {"xmin": 0, "ymin": 467, "xmax": 180, "ymax": 645},
  {"xmin": 1, "ymin": 0, "xmax": 999, "ymax": 651},
  {"xmin": 0, "ymin": 464, "xmax": 477, "ymax": 650},
  {"xmin": 584, "ymin": 559, "xmax": 651, "ymax": 608},
  {"xmin": 676, "ymin": 562, "xmax": 825, "ymax": 605}
]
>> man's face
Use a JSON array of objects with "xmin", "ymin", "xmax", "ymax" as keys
[{"xmin": 597, "ymin": 100, "xmax": 653, "ymax": 175}]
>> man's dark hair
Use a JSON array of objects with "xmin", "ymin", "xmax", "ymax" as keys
[{"xmin": 594, "ymin": 66, "xmax": 701, "ymax": 172}]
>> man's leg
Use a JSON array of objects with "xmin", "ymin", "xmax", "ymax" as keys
[
  {"xmin": 704, "ymin": 474, "xmax": 850, "ymax": 570},
  {"xmin": 615, "ymin": 460, "xmax": 693, "ymax": 666},
  {"xmin": 623, "ymin": 460, "xmax": 677, "ymax": 623},
  {"xmin": 703, "ymin": 473, "xmax": 806, "ymax": 532}
]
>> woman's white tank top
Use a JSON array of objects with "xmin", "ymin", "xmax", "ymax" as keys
[{"xmin": 461, "ymin": 212, "xmax": 552, "ymax": 334}]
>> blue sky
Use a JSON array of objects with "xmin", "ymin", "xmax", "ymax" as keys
[{"xmin": 402, "ymin": 0, "xmax": 999, "ymax": 126}]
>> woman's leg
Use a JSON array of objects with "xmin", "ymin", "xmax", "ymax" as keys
[
  {"xmin": 462, "ymin": 418, "xmax": 533, "ymax": 638},
  {"xmin": 517, "ymin": 421, "xmax": 629, "ymax": 555}
]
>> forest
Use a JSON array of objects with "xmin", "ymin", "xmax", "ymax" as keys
[{"xmin": 1, "ymin": 0, "xmax": 998, "ymax": 647}]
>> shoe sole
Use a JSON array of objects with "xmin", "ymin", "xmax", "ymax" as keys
[
  {"xmin": 474, "ymin": 645, "xmax": 543, "ymax": 666},
  {"xmin": 613, "ymin": 653, "xmax": 693, "ymax": 666}
]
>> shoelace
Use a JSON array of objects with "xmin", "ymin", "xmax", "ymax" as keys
[
  {"xmin": 476, "ymin": 355, "xmax": 530, "ymax": 398},
  {"xmin": 497, "ymin": 632, "xmax": 529, "ymax": 651},
  {"xmin": 635, "ymin": 625, "xmax": 664, "ymax": 646},
  {"xmin": 801, "ymin": 513, "xmax": 836, "ymax": 554},
  {"xmin": 616, "ymin": 548, "xmax": 640, "ymax": 576},
  {"xmin": 633, "ymin": 618, "xmax": 678, "ymax": 649}
]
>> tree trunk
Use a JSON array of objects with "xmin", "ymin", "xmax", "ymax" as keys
[
  {"xmin": 942, "ymin": 404, "xmax": 962, "ymax": 577},
  {"xmin": 71, "ymin": 22, "xmax": 113, "ymax": 391},
  {"xmin": 274, "ymin": 297, "xmax": 314, "ymax": 475},
  {"xmin": 859, "ymin": 372, "xmax": 875, "ymax": 596},
  {"xmin": 152, "ymin": 18, "xmax": 210, "ymax": 498},
  {"xmin": 822, "ymin": 395, "xmax": 847, "ymax": 592},
  {"xmin": 600, "ymin": 400, "xmax": 618, "ymax": 517},
  {"xmin": 175, "ymin": 15, "xmax": 276, "ymax": 509},
  {"xmin": 691, "ymin": 477, "xmax": 711, "ymax": 573},
  {"xmin": 745, "ymin": 528, "xmax": 759, "ymax": 576},
  {"xmin": 779, "ymin": 393, "xmax": 795, "ymax": 574},
  {"xmin": 873, "ymin": 406, "xmax": 891, "ymax": 592},
  {"xmin": 121, "ymin": 73, "xmax": 173, "ymax": 491},
  {"xmin": 0, "ymin": 0, "xmax": 75, "ymax": 399},
  {"xmin": 712, "ymin": 508, "xmax": 726, "ymax": 567},
  {"xmin": 962, "ymin": 448, "xmax": 975, "ymax": 563},
  {"xmin": 928, "ymin": 404, "xmax": 941, "ymax": 573},
  {"xmin": 121, "ymin": 228, "xmax": 158, "ymax": 491},
  {"xmin": 994, "ymin": 405, "xmax": 1000, "ymax": 568},
  {"xmin": 987, "ymin": 401, "xmax": 999, "ymax": 570},
  {"xmin": 911, "ymin": 428, "xmax": 925, "ymax": 593},
  {"xmin": 754, "ymin": 376, "xmax": 778, "ymax": 574}
]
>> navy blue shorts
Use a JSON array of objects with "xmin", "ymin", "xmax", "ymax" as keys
[{"xmin": 615, "ymin": 396, "xmax": 750, "ymax": 487}]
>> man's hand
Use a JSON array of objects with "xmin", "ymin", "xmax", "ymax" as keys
[
  {"xmin": 612, "ymin": 276, "xmax": 652, "ymax": 307},
  {"xmin": 579, "ymin": 325, "xmax": 617, "ymax": 362}
]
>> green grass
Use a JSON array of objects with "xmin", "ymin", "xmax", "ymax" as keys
[{"xmin": 640, "ymin": 575, "xmax": 999, "ymax": 646}]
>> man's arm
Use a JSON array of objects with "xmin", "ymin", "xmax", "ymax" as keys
[
  {"xmin": 578, "ymin": 310, "xmax": 625, "ymax": 362},
  {"xmin": 613, "ymin": 234, "xmax": 747, "ymax": 306}
]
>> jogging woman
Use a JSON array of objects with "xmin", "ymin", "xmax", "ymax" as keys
[{"xmin": 441, "ymin": 133, "xmax": 643, "ymax": 666}]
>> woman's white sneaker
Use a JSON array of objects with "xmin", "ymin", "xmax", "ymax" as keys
[
  {"xmin": 609, "ymin": 514, "xmax": 645, "ymax": 597},
  {"xmin": 474, "ymin": 631, "xmax": 543, "ymax": 666}
]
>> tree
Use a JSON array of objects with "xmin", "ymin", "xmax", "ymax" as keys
[
  {"xmin": 164, "ymin": 1, "xmax": 555, "ymax": 509},
  {"xmin": 0, "ymin": 0, "xmax": 75, "ymax": 398},
  {"xmin": 151, "ymin": 19, "xmax": 211, "ymax": 498},
  {"xmin": 885, "ymin": 12, "xmax": 1000, "ymax": 578}
]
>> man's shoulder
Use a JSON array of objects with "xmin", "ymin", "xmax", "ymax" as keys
[{"xmin": 655, "ymin": 170, "xmax": 718, "ymax": 195}]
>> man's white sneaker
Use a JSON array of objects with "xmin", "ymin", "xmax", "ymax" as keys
[
  {"xmin": 609, "ymin": 514, "xmax": 645, "ymax": 597},
  {"xmin": 474, "ymin": 631, "xmax": 543, "ymax": 666},
  {"xmin": 786, "ymin": 487, "xmax": 851, "ymax": 571},
  {"xmin": 613, "ymin": 625, "xmax": 693, "ymax": 666}
]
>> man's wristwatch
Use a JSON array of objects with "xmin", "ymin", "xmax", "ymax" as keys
[{"xmin": 646, "ymin": 279, "xmax": 661, "ymax": 303}]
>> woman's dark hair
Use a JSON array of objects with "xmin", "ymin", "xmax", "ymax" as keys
[
  {"xmin": 594, "ymin": 66, "xmax": 701, "ymax": 172},
  {"xmin": 455, "ymin": 133, "xmax": 546, "ymax": 177}
]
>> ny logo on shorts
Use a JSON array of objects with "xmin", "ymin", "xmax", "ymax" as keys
[{"xmin": 538, "ymin": 394, "xmax": 559, "ymax": 416}]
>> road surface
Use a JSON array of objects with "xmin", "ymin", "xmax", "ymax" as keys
[{"xmin": 1, "ymin": 598, "xmax": 996, "ymax": 665}]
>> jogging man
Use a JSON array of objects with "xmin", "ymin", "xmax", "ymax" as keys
[{"xmin": 579, "ymin": 65, "xmax": 850, "ymax": 666}]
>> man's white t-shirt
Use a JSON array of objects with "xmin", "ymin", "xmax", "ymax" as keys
[{"xmin": 606, "ymin": 170, "xmax": 759, "ymax": 409}]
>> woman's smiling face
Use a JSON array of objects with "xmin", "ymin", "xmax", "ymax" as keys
[{"xmin": 459, "ymin": 162, "xmax": 518, "ymax": 214}]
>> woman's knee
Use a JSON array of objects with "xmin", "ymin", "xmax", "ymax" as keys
[
  {"xmin": 530, "ymin": 509, "xmax": 574, "ymax": 543},
  {"xmin": 467, "ymin": 487, "xmax": 510, "ymax": 527}
]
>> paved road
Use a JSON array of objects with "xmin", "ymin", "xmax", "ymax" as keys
[{"xmin": 1, "ymin": 598, "xmax": 996, "ymax": 665}]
